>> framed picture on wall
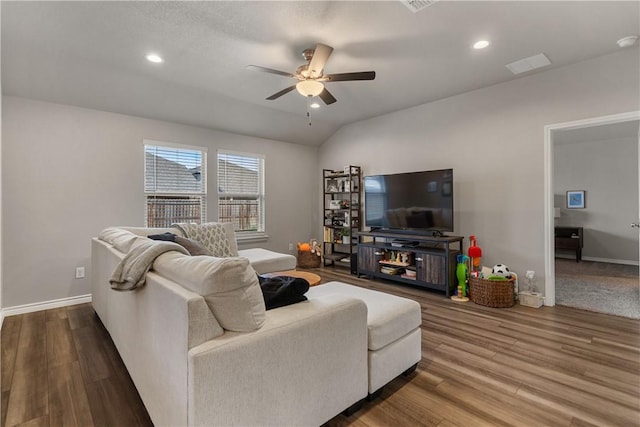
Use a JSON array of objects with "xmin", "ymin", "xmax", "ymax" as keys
[{"xmin": 566, "ymin": 190, "xmax": 585, "ymax": 209}]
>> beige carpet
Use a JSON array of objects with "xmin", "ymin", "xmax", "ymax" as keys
[{"xmin": 555, "ymin": 259, "xmax": 639, "ymax": 319}]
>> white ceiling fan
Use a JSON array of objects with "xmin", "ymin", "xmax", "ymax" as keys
[{"xmin": 247, "ymin": 43, "xmax": 376, "ymax": 105}]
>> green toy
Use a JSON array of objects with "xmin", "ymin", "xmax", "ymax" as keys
[{"xmin": 456, "ymin": 254, "xmax": 470, "ymax": 297}]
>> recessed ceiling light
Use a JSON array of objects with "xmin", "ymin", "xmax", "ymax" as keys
[
  {"xmin": 146, "ymin": 53, "xmax": 163, "ymax": 63},
  {"xmin": 617, "ymin": 36, "xmax": 638, "ymax": 48},
  {"xmin": 473, "ymin": 40, "xmax": 490, "ymax": 49},
  {"xmin": 310, "ymin": 102, "xmax": 320, "ymax": 109}
]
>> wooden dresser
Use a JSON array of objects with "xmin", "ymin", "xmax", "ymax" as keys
[{"xmin": 554, "ymin": 226, "xmax": 584, "ymax": 262}]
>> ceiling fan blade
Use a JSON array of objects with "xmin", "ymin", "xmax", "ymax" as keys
[
  {"xmin": 318, "ymin": 88, "xmax": 337, "ymax": 105},
  {"xmin": 266, "ymin": 85, "xmax": 297, "ymax": 100},
  {"xmin": 308, "ymin": 43, "xmax": 334, "ymax": 78},
  {"xmin": 325, "ymin": 71, "xmax": 376, "ymax": 82},
  {"xmin": 247, "ymin": 65, "xmax": 296, "ymax": 78}
]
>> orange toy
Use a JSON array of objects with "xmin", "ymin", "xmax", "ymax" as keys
[
  {"xmin": 298, "ymin": 242, "xmax": 311, "ymax": 251},
  {"xmin": 468, "ymin": 235, "xmax": 483, "ymax": 271}
]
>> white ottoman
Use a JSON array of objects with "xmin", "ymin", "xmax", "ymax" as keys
[{"xmin": 307, "ymin": 281, "xmax": 422, "ymax": 394}]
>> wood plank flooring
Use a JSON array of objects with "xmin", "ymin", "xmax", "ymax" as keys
[
  {"xmin": 2, "ymin": 267, "xmax": 639, "ymax": 427},
  {"xmin": 1, "ymin": 305, "xmax": 152, "ymax": 427}
]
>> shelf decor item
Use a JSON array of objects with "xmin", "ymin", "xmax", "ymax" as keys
[
  {"xmin": 468, "ymin": 276, "xmax": 515, "ymax": 307},
  {"xmin": 329, "ymin": 200, "xmax": 342, "ymax": 210}
]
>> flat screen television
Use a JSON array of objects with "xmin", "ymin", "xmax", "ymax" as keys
[{"xmin": 364, "ymin": 169, "xmax": 453, "ymax": 235}]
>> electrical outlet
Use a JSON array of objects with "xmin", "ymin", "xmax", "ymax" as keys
[
  {"xmin": 75, "ymin": 267, "xmax": 85, "ymax": 279},
  {"xmin": 288, "ymin": 243, "xmax": 294, "ymax": 251}
]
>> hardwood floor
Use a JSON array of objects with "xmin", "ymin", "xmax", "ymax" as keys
[
  {"xmin": 2, "ymin": 267, "xmax": 639, "ymax": 426},
  {"xmin": 1, "ymin": 305, "xmax": 152, "ymax": 427}
]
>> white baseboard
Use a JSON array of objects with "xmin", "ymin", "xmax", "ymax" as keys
[
  {"xmin": 555, "ymin": 254, "xmax": 639, "ymax": 266},
  {"xmin": 582, "ymin": 256, "xmax": 639, "ymax": 266},
  {"xmin": 2, "ymin": 294, "xmax": 92, "ymax": 319}
]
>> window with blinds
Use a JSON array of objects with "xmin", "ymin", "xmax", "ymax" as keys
[
  {"xmin": 217, "ymin": 150, "xmax": 265, "ymax": 233},
  {"xmin": 144, "ymin": 142, "xmax": 207, "ymax": 227}
]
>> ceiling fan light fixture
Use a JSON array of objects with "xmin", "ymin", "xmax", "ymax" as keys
[{"xmin": 296, "ymin": 80, "xmax": 324, "ymax": 97}]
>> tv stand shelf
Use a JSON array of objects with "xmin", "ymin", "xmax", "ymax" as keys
[{"xmin": 357, "ymin": 230, "xmax": 463, "ymax": 296}]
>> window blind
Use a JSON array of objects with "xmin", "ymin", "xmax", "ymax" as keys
[
  {"xmin": 217, "ymin": 150, "xmax": 265, "ymax": 233},
  {"xmin": 144, "ymin": 143, "xmax": 207, "ymax": 227}
]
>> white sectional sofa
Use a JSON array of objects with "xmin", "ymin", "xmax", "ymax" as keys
[{"xmin": 92, "ymin": 224, "xmax": 421, "ymax": 426}]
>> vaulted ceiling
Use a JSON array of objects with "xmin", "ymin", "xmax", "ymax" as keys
[{"xmin": 2, "ymin": 1, "xmax": 638, "ymax": 145}]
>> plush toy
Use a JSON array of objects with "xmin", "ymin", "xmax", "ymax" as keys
[
  {"xmin": 456, "ymin": 254, "xmax": 471, "ymax": 297},
  {"xmin": 311, "ymin": 241, "xmax": 322, "ymax": 256},
  {"xmin": 468, "ymin": 235, "xmax": 483, "ymax": 271},
  {"xmin": 298, "ymin": 242, "xmax": 311, "ymax": 251}
]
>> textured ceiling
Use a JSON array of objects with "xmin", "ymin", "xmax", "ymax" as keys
[{"xmin": 2, "ymin": 1, "xmax": 639, "ymax": 145}]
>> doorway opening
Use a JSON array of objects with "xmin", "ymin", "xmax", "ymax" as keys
[{"xmin": 544, "ymin": 111, "xmax": 640, "ymax": 316}]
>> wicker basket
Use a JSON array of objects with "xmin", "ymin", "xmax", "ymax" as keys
[
  {"xmin": 469, "ymin": 277, "xmax": 515, "ymax": 308},
  {"xmin": 297, "ymin": 250, "xmax": 321, "ymax": 268}
]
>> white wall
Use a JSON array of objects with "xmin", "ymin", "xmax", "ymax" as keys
[
  {"xmin": 2, "ymin": 97, "xmax": 318, "ymax": 308},
  {"xmin": 319, "ymin": 48, "xmax": 640, "ymax": 294},
  {"xmin": 554, "ymin": 136, "xmax": 638, "ymax": 263}
]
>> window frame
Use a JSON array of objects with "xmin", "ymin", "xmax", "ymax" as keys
[
  {"xmin": 143, "ymin": 140, "xmax": 208, "ymax": 227},
  {"xmin": 217, "ymin": 149, "xmax": 267, "ymax": 241}
]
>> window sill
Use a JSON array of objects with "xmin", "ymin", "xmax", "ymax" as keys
[{"xmin": 236, "ymin": 232, "xmax": 269, "ymax": 244}]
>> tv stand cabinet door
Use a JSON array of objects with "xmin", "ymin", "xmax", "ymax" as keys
[
  {"xmin": 358, "ymin": 245, "xmax": 381, "ymax": 275},
  {"xmin": 415, "ymin": 252, "xmax": 446, "ymax": 287}
]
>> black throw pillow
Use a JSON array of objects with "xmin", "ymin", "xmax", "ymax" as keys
[
  {"xmin": 148, "ymin": 232, "xmax": 177, "ymax": 242},
  {"xmin": 257, "ymin": 275, "xmax": 310, "ymax": 310}
]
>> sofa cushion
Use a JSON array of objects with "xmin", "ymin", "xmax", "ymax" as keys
[
  {"xmin": 173, "ymin": 222, "xmax": 238, "ymax": 257},
  {"xmin": 148, "ymin": 233, "xmax": 213, "ymax": 256},
  {"xmin": 120, "ymin": 226, "xmax": 185, "ymax": 237},
  {"xmin": 237, "ymin": 248, "xmax": 297, "ymax": 274},
  {"xmin": 148, "ymin": 232, "xmax": 176, "ymax": 242},
  {"xmin": 153, "ymin": 252, "xmax": 265, "ymax": 332},
  {"xmin": 307, "ymin": 282, "xmax": 422, "ymax": 351},
  {"xmin": 99, "ymin": 227, "xmax": 144, "ymax": 253},
  {"xmin": 174, "ymin": 236, "xmax": 212, "ymax": 256}
]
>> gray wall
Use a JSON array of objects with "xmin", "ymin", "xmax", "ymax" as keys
[
  {"xmin": 554, "ymin": 136, "xmax": 638, "ymax": 263},
  {"xmin": 319, "ymin": 48, "xmax": 639, "ymax": 295},
  {"xmin": 2, "ymin": 96, "xmax": 318, "ymax": 308},
  {"xmin": 0, "ymin": 3, "xmax": 3, "ymax": 322}
]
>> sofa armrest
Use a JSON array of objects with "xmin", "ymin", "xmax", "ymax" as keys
[{"xmin": 187, "ymin": 295, "xmax": 368, "ymax": 427}]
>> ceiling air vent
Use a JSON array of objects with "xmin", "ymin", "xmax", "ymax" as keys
[
  {"xmin": 400, "ymin": 0, "xmax": 440, "ymax": 13},
  {"xmin": 505, "ymin": 53, "xmax": 551, "ymax": 75}
]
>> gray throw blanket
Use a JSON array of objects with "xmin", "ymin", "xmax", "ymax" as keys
[{"xmin": 110, "ymin": 240, "xmax": 189, "ymax": 291}]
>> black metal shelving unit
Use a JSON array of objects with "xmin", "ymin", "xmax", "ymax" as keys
[{"xmin": 322, "ymin": 166, "xmax": 361, "ymax": 272}]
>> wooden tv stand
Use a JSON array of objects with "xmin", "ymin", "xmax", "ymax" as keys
[{"xmin": 356, "ymin": 230, "xmax": 463, "ymax": 296}]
